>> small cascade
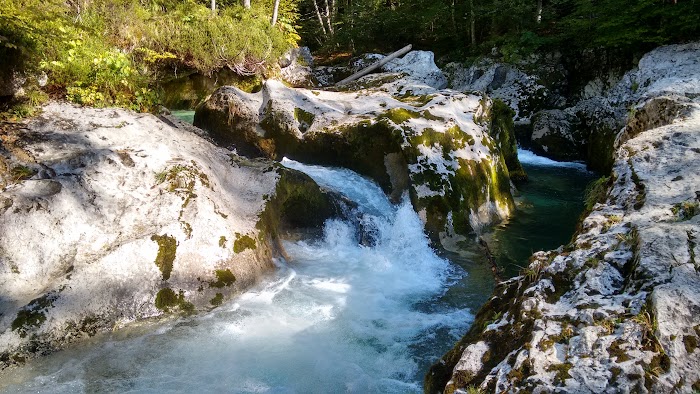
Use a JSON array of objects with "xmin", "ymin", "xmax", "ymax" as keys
[{"xmin": 2, "ymin": 159, "xmax": 475, "ymax": 394}]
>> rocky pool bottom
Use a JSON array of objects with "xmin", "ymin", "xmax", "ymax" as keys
[{"xmin": 0, "ymin": 151, "xmax": 594, "ymax": 393}]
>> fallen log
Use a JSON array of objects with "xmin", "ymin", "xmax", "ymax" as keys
[{"xmin": 335, "ymin": 44, "xmax": 412, "ymax": 86}]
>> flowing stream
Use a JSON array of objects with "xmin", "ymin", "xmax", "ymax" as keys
[
  {"xmin": 0, "ymin": 153, "xmax": 595, "ymax": 393},
  {"xmin": 0, "ymin": 159, "xmax": 480, "ymax": 393}
]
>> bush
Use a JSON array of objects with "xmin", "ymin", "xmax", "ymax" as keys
[{"xmin": 1, "ymin": 0, "xmax": 297, "ymax": 112}]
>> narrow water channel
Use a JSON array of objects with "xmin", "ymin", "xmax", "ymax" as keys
[
  {"xmin": 0, "ymin": 152, "xmax": 594, "ymax": 393},
  {"xmin": 487, "ymin": 150, "xmax": 596, "ymax": 277}
]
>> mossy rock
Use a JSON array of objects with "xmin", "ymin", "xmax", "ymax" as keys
[
  {"xmin": 193, "ymin": 86, "xmax": 264, "ymax": 157},
  {"xmin": 11, "ymin": 294, "xmax": 56, "ymax": 338},
  {"xmin": 258, "ymin": 167, "xmax": 342, "ymax": 239},
  {"xmin": 289, "ymin": 119, "xmax": 409, "ymax": 201},
  {"xmin": 412, "ymin": 156, "xmax": 514, "ymax": 240},
  {"xmin": 233, "ymin": 233, "xmax": 256, "ymax": 253},
  {"xmin": 488, "ymin": 99, "xmax": 527, "ymax": 182},
  {"xmin": 425, "ymin": 278, "xmax": 529, "ymax": 393},
  {"xmin": 161, "ymin": 70, "xmax": 262, "ymax": 110},
  {"xmin": 154, "ymin": 288, "xmax": 194, "ymax": 312},
  {"xmin": 151, "ymin": 234, "xmax": 177, "ymax": 280},
  {"xmin": 210, "ymin": 293, "xmax": 224, "ymax": 307}
]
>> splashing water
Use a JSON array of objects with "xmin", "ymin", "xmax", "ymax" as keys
[{"xmin": 1, "ymin": 159, "xmax": 474, "ymax": 393}]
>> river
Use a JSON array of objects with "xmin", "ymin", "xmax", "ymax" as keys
[{"xmin": 0, "ymin": 152, "xmax": 594, "ymax": 393}]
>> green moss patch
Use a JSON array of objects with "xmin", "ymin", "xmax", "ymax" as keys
[
  {"xmin": 11, "ymin": 293, "xmax": 57, "ymax": 338},
  {"xmin": 488, "ymin": 99, "xmax": 526, "ymax": 182},
  {"xmin": 394, "ymin": 92, "xmax": 436, "ymax": 107},
  {"xmin": 547, "ymin": 362, "xmax": 572, "ymax": 385},
  {"xmin": 233, "ymin": 233, "xmax": 256, "ymax": 253},
  {"xmin": 410, "ymin": 126, "xmax": 473, "ymax": 160},
  {"xmin": 629, "ymin": 161, "xmax": 646, "ymax": 210},
  {"xmin": 584, "ymin": 176, "xmax": 611, "ymax": 214},
  {"xmin": 608, "ymin": 339, "xmax": 631, "ymax": 362},
  {"xmin": 154, "ymin": 288, "xmax": 194, "ymax": 313},
  {"xmin": 151, "ymin": 234, "xmax": 177, "ymax": 280},
  {"xmin": 294, "ymin": 108, "xmax": 316, "ymax": 132},
  {"xmin": 210, "ymin": 293, "xmax": 224, "ymax": 306},
  {"xmin": 671, "ymin": 200, "xmax": 699, "ymax": 221},
  {"xmin": 10, "ymin": 165, "xmax": 36, "ymax": 182},
  {"xmin": 683, "ymin": 335, "xmax": 698, "ymax": 353},
  {"xmin": 210, "ymin": 269, "xmax": 236, "ymax": 288},
  {"xmin": 379, "ymin": 108, "xmax": 420, "ymax": 124}
]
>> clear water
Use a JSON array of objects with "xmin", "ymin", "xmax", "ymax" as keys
[
  {"xmin": 0, "ymin": 159, "xmax": 481, "ymax": 394},
  {"xmin": 487, "ymin": 150, "xmax": 597, "ymax": 277},
  {"xmin": 171, "ymin": 110, "xmax": 195, "ymax": 124}
]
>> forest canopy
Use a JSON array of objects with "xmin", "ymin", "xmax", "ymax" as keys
[
  {"xmin": 1, "ymin": 0, "xmax": 698, "ymax": 112},
  {"xmin": 298, "ymin": 0, "xmax": 700, "ymax": 60}
]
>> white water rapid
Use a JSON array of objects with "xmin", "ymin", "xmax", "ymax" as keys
[
  {"xmin": 1, "ymin": 159, "xmax": 476, "ymax": 393},
  {"xmin": 517, "ymin": 149, "xmax": 589, "ymax": 170}
]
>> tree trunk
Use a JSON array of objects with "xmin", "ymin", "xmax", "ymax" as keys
[
  {"xmin": 211, "ymin": 0, "xmax": 216, "ymax": 12},
  {"xmin": 451, "ymin": 0, "xmax": 456, "ymax": 34},
  {"xmin": 271, "ymin": 0, "xmax": 280, "ymax": 25},
  {"xmin": 242, "ymin": 0, "xmax": 251, "ymax": 8},
  {"xmin": 536, "ymin": 0, "xmax": 543, "ymax": 23},
  {"xmin": 323, "ymin": 0, "xmax": 334, "ymax": 35},
  {"xmin": 312, "ymin": 0, "xmax": 328, "ymax": 35},
  {"xmin": 470, "ymin": 0, "xmax": 476, "ymax": 46}
]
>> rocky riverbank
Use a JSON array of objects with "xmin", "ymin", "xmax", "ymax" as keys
[
  {"xmin": 427, "ymin": 43, "xmax": 700, "ymax": 393},
  {"xmin": 0, "ymin": 103, "xmax": 341, "ymax": 368}
]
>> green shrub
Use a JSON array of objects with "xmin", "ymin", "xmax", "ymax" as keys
[
  {"xmin": 1, "ymin": 0, "xmax": 297, "ymax": 112},
  {"xmin": 584, "ymin": 176, "xmax": 610, "ymax": 213}
]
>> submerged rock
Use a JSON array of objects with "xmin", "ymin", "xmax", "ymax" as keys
[
  {"xmin": 0, "ymin": 103, "xmax": 340, "ymax": 368},
  {"xmin": 427, "ymin": 66, "xmax": 700, "ymax": 393},
  {"xmin": 195, "ymin": 68, "xmax": 523, "ymax": 243}
]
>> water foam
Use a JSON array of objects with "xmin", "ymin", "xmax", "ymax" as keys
[
  {"xmin": 1, "ymin": 159, "xmax": 473, "ymax": 394},
  {"xmin": 517, "ymin": 149, "xmax": 589, "ymax": 170}
]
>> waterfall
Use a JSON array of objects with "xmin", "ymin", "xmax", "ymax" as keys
[{"xmin": 1, "ymin": 159, "xmax": 474, "ymax": 394}]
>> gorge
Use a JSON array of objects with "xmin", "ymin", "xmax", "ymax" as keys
[{"xmin": 0, "ymin": 40, "xmax": 699, "ymax": 393}]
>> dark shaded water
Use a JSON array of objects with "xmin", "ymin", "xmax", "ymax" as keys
[{"xmin": 487, "ymin": 152, "xmax": 597, "ymax": 277}]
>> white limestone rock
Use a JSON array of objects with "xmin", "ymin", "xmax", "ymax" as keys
[
  {"xmin": 195, "ymin": 75, "xmax": 516, "ymax": 243},
  {"xmin": 442, "ymin": 90, "xmax": 700, "ymax": 394},
  {"xmin": 0, "ymin": 103, "xmax": 295, "ymax": 367}
]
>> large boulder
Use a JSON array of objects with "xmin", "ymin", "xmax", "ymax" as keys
[
  {"xmin": 530, "ymin": 108, "xmax": 585, "ymax": 161},
  {"xmin": 0, "ymin": 103, "xmax": 339, "ymax": 368},
  {"xmin": 280, "ymin": 47, "xmax": 318, "ymax": 88},
  {"xmin": 195, "ymin": 74, "xmax": 522, "ymax": 243},
  {"xmin": 383, "ymin": 50, "xmax": 448, "ymax": 90}
]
